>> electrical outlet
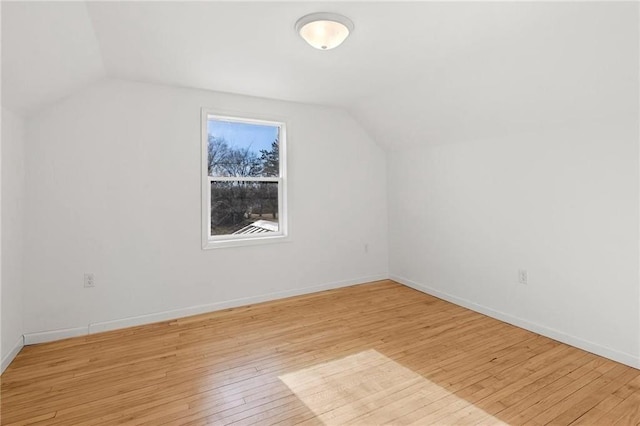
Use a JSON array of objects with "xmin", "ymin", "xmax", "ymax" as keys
[
  {"xmin": 518, "ymin": 269, "xmax": 528, "ymax": 285},
  {"xmin": 364, "ymin": 243, "xmax": 369, "ymax": 254},
  {"xmin": 84, "ymin": 273, "xmax": 95, "ymax": 288}
]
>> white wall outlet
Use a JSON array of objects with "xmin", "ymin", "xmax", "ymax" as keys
[
  {"xmin": 518, "ymin": 269, "xmax": 528, "ymax": 285},
  {"xmin": 84, "ymin": 273, "xmax": 95, "ymax": 288},
  {"xmin": 364, "ymin": 243, "xmax": 369, "ymax": 254}
]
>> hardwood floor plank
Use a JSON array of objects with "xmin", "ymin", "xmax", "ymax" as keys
[{"xmin": 2, "ymin": 280, "xmax": 639, "ymax": 426}]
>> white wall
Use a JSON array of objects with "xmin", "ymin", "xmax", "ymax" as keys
[
  {"xmin": 22, "ymin": 79, "xmax": 388, "ymax": 338},
  {"xmin": 2, "ymin": 107, "xmax": 25, "ymax": 371},
  {"xmin": 387, "ymin": 2, "xmax": 639, "ymax": 369},
  {"xmin": 389, "ymin": 117, "xmax": 639, "ymax": 366}
]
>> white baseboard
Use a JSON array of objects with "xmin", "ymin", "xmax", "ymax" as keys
[
  {"xmin": 24, "ymin": 326, "xmax": 88, "ymax": 345},
  {"xmin": 88, "ymin": 274, "xmax": 387, "ymax": 334},
  {"xmin": 391, "ymin": 274, "xmax": 640, "ymax": 370},
  {"xmin": 1, "ymin": 336, "xmax": 24, "ymax": 374},
  {"xmin": 23, "ymin": 274, "xmax": 388, "ymax": 345}
]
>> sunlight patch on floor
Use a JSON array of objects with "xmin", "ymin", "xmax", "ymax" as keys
[{"xmin": 279, "ymin": 349, "xmax": 507, "ymax": 425}]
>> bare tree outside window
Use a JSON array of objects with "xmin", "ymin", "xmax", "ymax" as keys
[{"xmin": 206, "ymin": 116, "xmax": 283, "ymax": 238}]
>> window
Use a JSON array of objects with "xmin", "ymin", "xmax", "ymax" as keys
[{"xmin": 201, "ymin": 110, "xmax": 287, "ymax": 248}]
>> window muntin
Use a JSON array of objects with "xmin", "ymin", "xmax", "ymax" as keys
[{"xmin": 202, "ymin": 112, "xmax": 287, "ymax": 248}]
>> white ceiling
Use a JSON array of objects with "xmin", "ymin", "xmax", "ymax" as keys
[
  {"xmin": 2, "ymin": 1, "xmax": 105, "ymax": 116},
  {"xmin": 2, "ymin": 1, "xmax": 636, "ymax": 148}
]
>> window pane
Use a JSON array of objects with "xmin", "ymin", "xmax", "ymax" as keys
[
  {"xmin": 208, "ymin": 118, "xmax": 279, "ymax": 177},
  {"xmin": 210, "ymin": 181, "xmax": 279, "ymax": 236}
]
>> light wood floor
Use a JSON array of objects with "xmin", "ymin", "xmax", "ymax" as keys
[{"xmin": 2, "ymin": 280, "xmax": 640, "ymax": 425}]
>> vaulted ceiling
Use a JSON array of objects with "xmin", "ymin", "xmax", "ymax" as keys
[{"xmin": 2, "ymin": 1, "xmax": 636, "ymax": 148}]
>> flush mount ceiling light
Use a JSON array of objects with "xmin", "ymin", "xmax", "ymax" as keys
[{"xmin": 295, "ymin": 12, "xmax": 354, "ymax": 50}]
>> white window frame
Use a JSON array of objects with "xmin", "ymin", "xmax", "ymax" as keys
[{"xmin": 201, "ymin": 109, "xmax": 288, "ymax": 249}]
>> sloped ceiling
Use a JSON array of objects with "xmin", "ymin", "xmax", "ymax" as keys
[
  {"xmin": 2, "ymin": 1, "xmax": 636, "ymax": 149},
  {"xmin": 1, "ymin": 1, "xmax": 105, "ymax": 115}
]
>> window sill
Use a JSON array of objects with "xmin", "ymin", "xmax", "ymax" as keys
[{"xmin": 203, "ymin": 234, "xmax": 290, "ymax": 250}]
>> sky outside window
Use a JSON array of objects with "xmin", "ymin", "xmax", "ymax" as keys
[{"xmin": 208, "ymin": 119, "xmax": 279, "ymax": 155}]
